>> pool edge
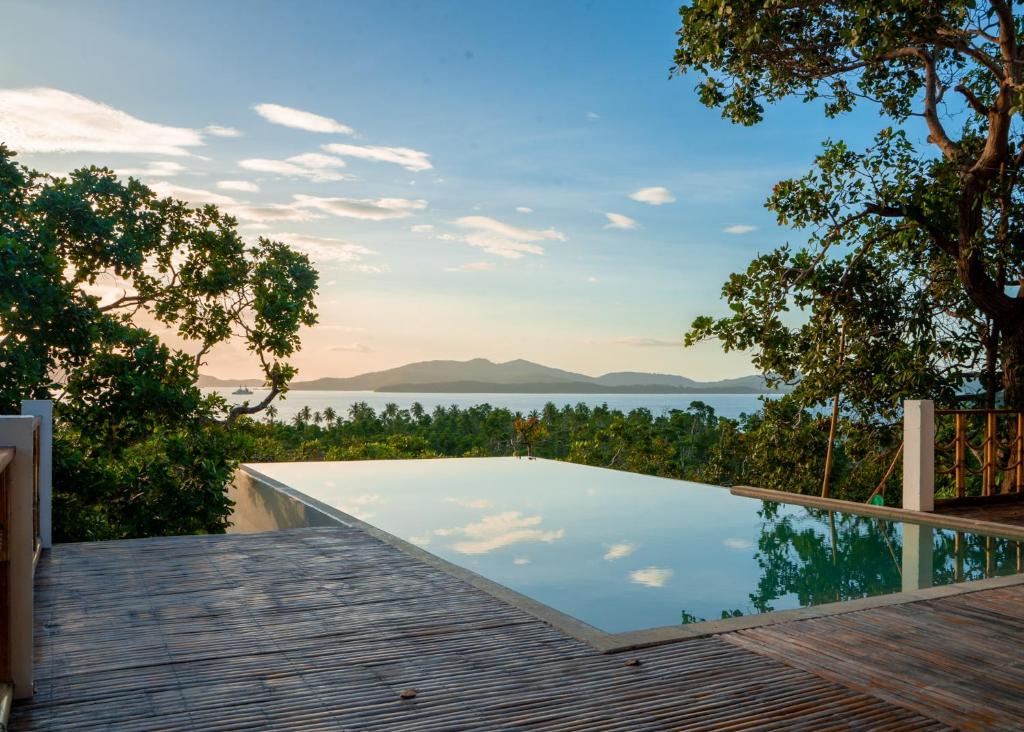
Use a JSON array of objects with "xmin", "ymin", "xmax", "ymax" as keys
[{"xmin": 231, "ymin": 463, "xmax": 1024, "ymax": 654}]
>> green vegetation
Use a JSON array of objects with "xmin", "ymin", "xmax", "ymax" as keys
[
  {"xmin": 232, "ymin": 397, "xmax": 896, "ymax": 502},
  {"xmin": 676, "ymin": 1, "xmax": 1024, "ymax": 412},
  {"xmin": 0, "ymin": 145, "xmax": 317, "ymax": 541}
]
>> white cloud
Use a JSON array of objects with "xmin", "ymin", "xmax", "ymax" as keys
[
  {"xmin": 216, "ymin": 180, "xmax": 260, "ymax": 192},
  {"xmin": 253, "ymin": 103, "xmax": 355, "ymax": 135},
  {"xmin": 0, "ymin": 87, "xmax": 205, "ymax": 156},
  {"xmin": 331, "ymin": 342, "xmax": 375, "ymax": 352},
  {"xmin": 723, "ymin": 538, "xmax": 754, "ymax": 550},
  {"xmin": 586, "ymin": 111, "xmax": 600, "ymax": 120},
  {"xmin": 723, "ymin": 224, "xmax": 757, "ymax": 234},
  {"xmin": 443, "ymin": 497, "xmax": 493, "ymax": 509},
  {"xmin": 629, "ymin": 567, "xmax": 673, "ymax": 588},
  {"xmin": 516, "ymin": 206, "xmax": 533, "ymax": 213},
  {"xmin": 149, "ymin": 183, "xmax": 321, "ymax": 224},
  {"xmin": 615, "ymin": 336, "xmax": 679, "ymax": 348},
  {"xmin": 203, "ymin": 125, "xmax": 242, "ymax": 138},
  {"xmin": 603, "ymin": 542, "xmax": 636, "ymax": 561},
  {"xmin": 322, "ymin": 142, "xmax": 432, "ymax": 171},
  {"xmin": 439, "ymin": 511, "xmax": 565, "ymax": 554},
  {"xmin": 410, "ymin": 224, "xmax": 434, "ymax": 233},
  {"xmin": 270, "ymin": 232, "xmax": 380, "ymax": 269},
  {"xmin": 513, "ymin": 557, "xmax": 530, "ymax": 566},
  {"xmin": 149, "ymin": 182, "xmax": 237, "ymax": 206},
  {"xmin": 238, "ymin": 156, "xmax": 347, "ymax": 182},
  {"xmin": 292, "ymin": 194, "xmax": 427, "ymax": 221},
  {"xmin": 453, "ymin": 215, "xmax": 566, "ymax": 259},
  {"xmin": 115, "ymin": 161, "xmax": 187, "ymax": 178},
  {"xmin": 604, "ymin": 212, "xmax": 638, "ymax": 230},
  {"xmin": 445, "ymin": 262, "xmax": 496, "ymax": 272},
  {"xmin": 629, "ymin": 186, "xmax": 676, "ymax": 205},
  {"xmin": 231, "ymin": 202, "xmax": 322, "ymax": 224},
  {"xmin": 587, "ymin": 276, "xmax": 599, "ymax": 284},
  {"xmin": 287, "ymin": 152, "xmax": 347, "ymax": 170}
]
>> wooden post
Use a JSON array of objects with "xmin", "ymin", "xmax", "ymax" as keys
[
  {"xmin": 1017, "ymin": 413, "xmax": 1024, "ymax": 494},
  {"xmin": 902, "ymin": 400, "xmax": 934, "ymax": 512},
  {"xmin": 0, "ymin": 416, "xmax": 37, "ymax": 699},
  {"xmin": 984, "ymin": 411, "xmax": 997, "ymax": 496},
  {"xmin": 20, "ymin": 401, "xmax": 51, "ymax": 549},
  {"xmin": 901, "ymin": 522, "xmax": 934, "ymax": 592},
  {"xmin": 954, "ymin": 412, "xmax": 966, "ymax": 498}
]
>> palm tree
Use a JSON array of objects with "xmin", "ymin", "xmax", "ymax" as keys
[
  {"xmin": 293, "ymin": 405, "xmax": 312, "ymax": 428},
  {"xmin": 265, "ymin": 405, "xmax": 278, "ymax": 425},
  {"xmin": 323, "ymin": 406, "xmax": 337, "ymax": 428},
  {"xmin": 313, "ymin": 410, "xmax": 323, "ymax": 427}
]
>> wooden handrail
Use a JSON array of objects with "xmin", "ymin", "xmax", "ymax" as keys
[{"xmin": 934, "ymin": 409, "xmax": 1024, "ymax": 499}]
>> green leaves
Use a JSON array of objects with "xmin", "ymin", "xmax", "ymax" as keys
[{"xmin": 0, "ymin": 144, "xmax": 319, "ymax": 540}]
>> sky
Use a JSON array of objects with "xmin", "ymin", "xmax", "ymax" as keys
[{"xmin": 0, "ymin": 0, "xmax": 885, "ymax": 381}]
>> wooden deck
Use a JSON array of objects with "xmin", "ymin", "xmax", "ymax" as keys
[
  {"xmin": 936, "ymin": 494, "xmax": 1024, "ymax": 527},
  {"xmin": 11, "ymin": 526, "xmax": 1024, "ymax": 731}
]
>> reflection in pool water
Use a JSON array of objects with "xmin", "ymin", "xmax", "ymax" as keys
[{"xmin": 246, "ymin": 458, "xmax": 1024, "ymax": 634}]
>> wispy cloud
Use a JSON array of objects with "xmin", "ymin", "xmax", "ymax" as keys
[
  {"xmin": 238, "ymin": 153, "xmax": 347, "ymax": 182},
  {"xmin": 0, "ymin": 87, "xmax": 206, "ymax": 156},
  {"xmin": 443, "ymin": 497, "xmax": 493, "ymax": 509},
  {"xmin": 516, "ymin": 206, "xmax": 533, "ymax": 213},
  {"xmin": 723, "ymin": 538, "xmax": 754, "ymax": 550},
  {"xmin": 439, "ymin": 511, "xmax": 565, "ymax": 554},
  {"xmin": 149, "ymin": 182, "xmax": 237, "ymax": 206},
  {"xmin": 270, "ymin": 232, "xmax": 380, "ymax": 269},
  {"xmin": 322, "ymin": 142, "xmax": 432, "ymax": 171},
  {"xmin": 629, "ymin": 186, "xmax": 676, "ymax": 205},
  {"xmin": 453, "ymin": 215, "xmax": 566, "ymax": 259},
  {"xmin": 330, "ymin": 342, "xmax": 375, "ymax": 353},
  {"xmin": 410, "ymin": 224, "xmax": 434, "ymax": 233},
  {"xmin": 445, "ymin": 262, "xmax": 496, "ymax": 272},
  {"xmin": 723, "ymin": 224, "xmax": 757, "ymax": 234},
  {"xmin": 216, "ymin": 180, "xmax": 260, "ymax": 192},
  {"xmin": 604, "ymin": 542, "xmax": 636, "ymax": 561},
  {"xmin": 203, "ymin": 125, "xmax": 242, "ymax": 138},
  {"xmin": 629, "ymin": 567, "xmax": 673, "ymax": 588},
  {"xmin": 115, "ymin": 161, "xmax": 187, "ymax": 178},
  {"xmin": 253, "ymin": 102, "xmax": 355, "ymax": 134},
  {"xmin": 292, "ymin": 194, "xmax": 426, "ymax": 221},
  {"xmin": 604, "ymin": 212, "xmax": 638, "ymax": 230},
  {"xmin": 586, "ymin": 111, "xmax": 601, "ymax": 120},
  {"xmin": 615, "ymin": 336, "xmax": 679, "ymax": 348}
]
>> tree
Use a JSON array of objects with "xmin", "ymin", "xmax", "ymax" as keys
[
  {"xmin": 0, "ymin": 145, "xmax": 318, "ymax": 539},
  {"xmin": 676, "ymin": 1, "xmax": 1024, "ymax": 412}
]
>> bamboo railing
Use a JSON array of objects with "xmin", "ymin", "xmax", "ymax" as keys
[{"xmin": 934, "ymin": 409, "xmax": 1024, "ymax": 499}]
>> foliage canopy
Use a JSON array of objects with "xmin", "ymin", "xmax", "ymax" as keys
[
  {"xmin": 0, "ymin": 145, "xmax": 318, "ymax": 539},
  {"xmin": 676, "ymin": 0, "xmax": 1024, "ymax": 414}
]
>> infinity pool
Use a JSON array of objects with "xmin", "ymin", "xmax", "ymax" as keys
[{"xmin": 243, "ymin": 457, "xmax": 1024, "ymax": 634}]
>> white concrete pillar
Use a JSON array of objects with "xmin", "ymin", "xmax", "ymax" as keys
[
  {"xmin": 901, "ymin": 523, "xmax": 935, "ymax": 592},
  {"xmin": 20, "ymin": 401, "xmax": 52, "ymax": 549},
  {"xmin": 903, "ymin": 399, "xmax": 935, "ymax": 512},
  {"xmin": 0, "ymin": 415, "xmax": 37, "ymax": 698}
]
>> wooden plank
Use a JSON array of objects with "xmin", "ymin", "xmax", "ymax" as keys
[{"xmin": 11, "ymin": 527, "xmax": 956, "ymax": 731}]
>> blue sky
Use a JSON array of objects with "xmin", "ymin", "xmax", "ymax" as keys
[{"xmin": 1, "ymin": 0, "xmax": 885, "ymax": 380}]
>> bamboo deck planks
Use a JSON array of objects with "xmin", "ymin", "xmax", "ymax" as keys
[{"xmin": 10, "ymin": 527, "xmax": 968, "ymax": 730}]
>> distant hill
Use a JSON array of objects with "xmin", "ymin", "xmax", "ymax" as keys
[{"xmin": 200, "ymin": 358, "xmax": 791, "ymax": 394}]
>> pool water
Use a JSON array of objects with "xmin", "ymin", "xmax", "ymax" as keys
[{"xmin": 246, "ymin": 457, "xmax": 1024, "ymax": 633}]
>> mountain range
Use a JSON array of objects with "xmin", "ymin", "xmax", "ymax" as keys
[{"xmin": 198, "ymin": 358, "xmax": 791, "ymax": 394}]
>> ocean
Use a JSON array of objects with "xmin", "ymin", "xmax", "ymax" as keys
[{"xmin": 204, "ymin": 389, "xmax": 773, "ymax": 423}]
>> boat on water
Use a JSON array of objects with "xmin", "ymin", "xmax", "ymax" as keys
[{"xmin": 232, "ymin": 386, "xmax": 253, "ymax": 395}]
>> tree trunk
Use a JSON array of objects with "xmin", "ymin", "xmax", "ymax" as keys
[{"xmin": 1002, "ymin": 327, "xmax": 1024, "ymax": 409}]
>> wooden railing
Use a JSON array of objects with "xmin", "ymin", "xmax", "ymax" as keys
[
  {"xmin": 0, "ymin": 447, "xmax": 13, "ymax": 696},
  {"xmin": 0, "ymin": 407, "xmax": 49, "ymax": 713},
  {"xmin": 934, "ymin": 409, "xmax": 1024, "ymax": 500}
]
